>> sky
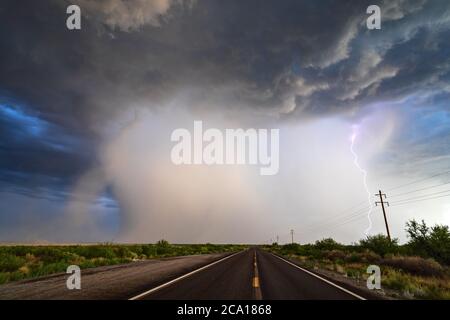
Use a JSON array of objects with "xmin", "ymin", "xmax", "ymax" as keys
[{"xmin": 0, "ymin": 0, "xmax": 449, "ymax": 244}]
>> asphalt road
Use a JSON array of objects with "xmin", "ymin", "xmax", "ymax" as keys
[
  {"xmin": 257, "ymin": 250, "xmax": 360, "ymax": 300},
  {"xmin": 138, "ymin": 248, "xmax": 365, "ymax": 300},
  {"xmin": 139, "ymin": 249, "xmax": 254, "ymax": 300},
  {"xmin": 0, "ymin": 248, "xmax": 371, "ymax": 300}
]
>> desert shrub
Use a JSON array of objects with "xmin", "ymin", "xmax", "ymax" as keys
[
  {"xmin": 383, "ymin": 269, "xmax": 416, "ymax": 293},
  {"xmin": 142, "ymin": 245, "xmax": 156, "ymax": 257},
  {"xmin": 357, "ymin": 250, "xmax": 381, "ymax": 263},
  {"xmin": 381, "ymin": 256, "xmax": 444, "ymax": 277},
  {"xmin": 315, "ymin": 238, "xmax": 344, "ymax": 251},
  {"xmin": 325, "ymin": 250, "xmax": 347, "ymax": 261},
  {"xmin": 296, "ymin": 244, "xmax": 326, "ymax": 259},
  {"xmin": 359, "ymin": 234, "xmax": 399, "ymax": 256},
  {"xmin": 279, "ymin": 243, "xmax": 302, "ymax": 256},
  {"xmin": 345, "ymin": 268, "xmax": 361, "ymax": 279},
  {"xmin": 0, "ymin": 272, "xmax": 9, "ymax": 284},
  {"xmin": 345, "ymin": 250, "xmax": 381, "ymax": 263},
  {"xmin": 7, "ymin": 271, "xmax": 26, "ymax": 282},
  {"xmin": 115, "ymin": 246, "xmax": 133, "ymax": 258},
  {"xmin": 130, "ymin": 245, "xmax": 143, "ymax": 255},
  {"xmin": 31, "ymin": 262, "xmax": 69, "ymax": 277},
  {"xmin": 156, "ymin": 239, "xmax": 171, "ymax": 255},
  {"xmin": 88, "ymin": 246, "xmax": 116, "ymax": 259},
  {"xmin": 382, "ymin": 268, "xmax": 450, "ymax": 299},
  {"xmin": 29, "ymin": 247, "xmax": 68, "ymax": 263},
  {"xmin": 0, "ymin": 254, "xmax": 26, "ymax": 272},
  {"xmin": 157, "ymin": 239, "xmax": 170, "ymax": 247},
  {"xmin": 416, "ymin": 283, "xmax": 450, "ymax": 300}
]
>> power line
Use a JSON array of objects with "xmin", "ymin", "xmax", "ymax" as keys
[
  {"xmin": 390, "ymin": 192, "xmax": 450, "ymax": 207},
  {"xmin": 300, "ymin": 191, "xmax": 389, "ymax": 238},
  {"xmin": 300, "ymin": 206, "xmax": 371, "ymax": 232},
  {"xmin": 301, "ymin": 210, "xmax": 373, "ymax": 235},
  {"xmin": 301, "ymin": 205, "xmax": 370, "ymax": 231},
  {"xmin": 386, "ymin": 169, "xmax": 450, "ymax": 192},
  {"xmin": 390, "ymin": 181, "xmax": 450, "ymax": 198},
  {"xmin": 305, "ymin": 188, "xmax": 450, "ymax": 235},
  {"xmin": 299, "ymin": 198, "xmax": 372, "ymax": 231},
  {"xmin": 391, "ymin": 188, "xmax": 450, "ymax": 204},
  {"xmin": 298, "ymin": 170, "xmax": 450, "ymax": 241},
  {"xmin": 301, "ymin": 206, "xmax": 375, "ymax": 234}
]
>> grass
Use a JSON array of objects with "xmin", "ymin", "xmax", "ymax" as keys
[
  {"xmin": 0, "ymin": 242, "xmax": 245, "ymax": 285},
  {"xmin": 382, "ymin": 268, "xmax": 450, "ymax": 299},
  {"xmin": 266, "ymin": 244, "xmax": 450, "ymax": 299}
]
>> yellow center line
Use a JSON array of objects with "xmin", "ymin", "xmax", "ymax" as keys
[
  {"xmin": 252, "ymin": 276, "xmax": 260, "ymax": 288},
  {"xmin": 252, "ymin": 250, "xmax": 262, "ymax": 299}
]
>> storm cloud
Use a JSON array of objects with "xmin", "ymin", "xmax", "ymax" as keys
[{"xmin": 0, "ymin": 0, "xmax": 449, "ymax": 243}]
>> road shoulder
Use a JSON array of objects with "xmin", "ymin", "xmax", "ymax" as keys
[{"xmin": 268, "ymin": 252, "xmax": 391, "ymax": 300}]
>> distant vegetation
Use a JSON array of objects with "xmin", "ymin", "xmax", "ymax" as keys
[
  {"xmin": 0, "ymin": 242, "xmax": 245, "ymax": 285},
  {"xmin": 266, "ymin": 219, "xmax": 450, "ymax": 299}
]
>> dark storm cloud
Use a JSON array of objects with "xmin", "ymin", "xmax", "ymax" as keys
[
  {"xmin": 0, "ymin": 0, "xmax": 449, "ymax": 194},
  {"xmin": 0, "ymin": 103, "xmax": 94, "ymax": 198},
  {"xmin": 2, "ymin": 0, "xmax": 449, "ymax": 119}
]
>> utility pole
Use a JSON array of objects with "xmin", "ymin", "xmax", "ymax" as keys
[
  {"xmin": 290, "ymin": 229, "xmax": 294, "ymax": 244},
  {"xmin": 276, "ymin": 235, "xmax": 279, "ymax": 244},
  {"xmin": 375, "ymin": 190, "xmax": 391, "ymax": 241}
]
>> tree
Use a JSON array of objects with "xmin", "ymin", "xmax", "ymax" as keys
[
  {"xmin": 406, "ymin": 219, "xmax": 429, "ymax": 242},
  {"xmin": 405, "ymin": 219, "xmax": 450, "ymax": 265},
  {"xmin": 405, "ymin": 219, "xmax": 430, "ymax": 257},
  {"xmin": 429, "ymin": 225, "xmax": 450, "ymax": 265}
]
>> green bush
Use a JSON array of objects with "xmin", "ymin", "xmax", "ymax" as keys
[
  {"xmin": 315, "ymin": 238, "xmax": 344, "ymax": 251},
  {"xmin": 77, "ymin": 246, "xmax": 116, "ymax": 259},
  {"xmin": 359, "ymin": 234, "xmax": 399, "ymax": 257},
  {"xmin": 142, "ymin": 245, "xmax": 156, "ymax": 257},
  {"xmin": 0, "ymin": 254, "xmax": 26, "ymax": 272},
  {"xmin": 156, "ymin": 239, "xmax": 171, "ymax": 255},
  {"xmin": 116, "ymin": 246, "xmax": 133, "ymax": 259}
]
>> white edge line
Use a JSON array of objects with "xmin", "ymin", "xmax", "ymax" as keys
[
  {"xmin": 129, "ymin": 250, "xmax": 245, "ymax": 300},
  {"xmin": 271, "ymin": 253, "xmax": 367, "ymax": 300}
]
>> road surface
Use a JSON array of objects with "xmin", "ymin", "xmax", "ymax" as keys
[{"xmin": 0, "ymin": 248, "xmax": 372, "ymax": 300}]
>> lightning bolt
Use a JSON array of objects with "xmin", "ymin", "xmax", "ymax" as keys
[{"xmin": 350, "ymin": 129, "xmax": 373, "ymax": 236}]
